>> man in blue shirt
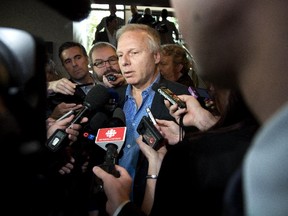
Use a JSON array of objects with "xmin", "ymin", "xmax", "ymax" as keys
[{"xmin": 114, "ymin": 24, "xmax": 190, "ymax": 206}]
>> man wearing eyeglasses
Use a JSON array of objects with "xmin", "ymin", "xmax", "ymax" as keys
[{"xmin": 89, "ymin": 41, "xmax": 126, "ymax": 88}]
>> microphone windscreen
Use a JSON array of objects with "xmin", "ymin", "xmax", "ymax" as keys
[
  {"xmin": 90, "ymin": 112, "xmax": 109, "ymax": 131},
  {"xmin": 84, "ymin": 85, "xmax": 110, "ymax": 111},
  {"xmin": 112, "ymin": 107, "xmax": 126, "ymax": 127}
]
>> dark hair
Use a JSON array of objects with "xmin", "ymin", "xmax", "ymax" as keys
[
  {"xmin": 58, "ymin": 41, "xmax": 87, "ymax": 61},
  {"xmin": 161, "ymin": 9, "xmax": 168, "ymax": 19}
]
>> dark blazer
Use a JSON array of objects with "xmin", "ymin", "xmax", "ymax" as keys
[
  {"xmin": 94, "ymin": 30, "xmax": 110, "ymax": 44},
  {"xmin": 115, "ymin": 75, "xmax": 190, "ymax": 122},
  {"xmin": 114, "ymin": 75, "xmax": 190, "ymax": 207}
]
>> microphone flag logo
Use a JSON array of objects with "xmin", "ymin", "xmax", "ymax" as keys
[
  {"xmin": 95, "ymin": 127, "xmax": 126, "ymax": 152},
  {"xmin": 105, "ymin": 129, "xmax": 117, "ymax": 138}
]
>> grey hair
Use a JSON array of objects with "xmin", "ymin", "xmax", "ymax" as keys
[{"xmin": 116, "ymin": 24, "xmax": 161, "ymax": 53}]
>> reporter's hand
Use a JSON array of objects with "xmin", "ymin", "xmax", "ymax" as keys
[
  {"xmin": 58, "ymin": 156, "xmax": 75, "ymax": 175},
  {"xmin": 155, "ymin": 119, "xmax": 182, "ymax": 145},
  {"xmin": 93, "ymin": 165, "xmax": 132, "ymax": 216},
  {"xmin": 136, "ymin": 136, "xmax": 167, "ymax": 174},
  {"xmin": 50, "ymin": 102, "xmax": 83, "ymax": 119},
  {"xmin": 48, "ymin": 77, "xmax": 76, "ymax": 95},
  {"xmin": 47, "ymin": 114, "xmax": 88, "ymax": 143},
  {"xmin": 103, "ymin": 73, "xmax": 126, "ymax": 88},
  {"xmin": 165, "ymin": 94, "xmax": 219, "ymax": 131}
]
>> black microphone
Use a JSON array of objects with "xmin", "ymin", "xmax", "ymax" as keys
[
  {"xmin": 104, "ymin": 87, "xmax": 120, "ymax": 113},
  {"xmin": 82, "ymin": 112, "xmax": 109, "ymax": 142},
  {"xmin": 92, "ymin": 107, "xmax": 126, "ymax": 193},
  {"xmin": 95, "ymin": 107, "xmax": 126, "ymax": 152},
  {"xmin": 46, "ymin": 84, "xmax": 110, "ymax": 152}
]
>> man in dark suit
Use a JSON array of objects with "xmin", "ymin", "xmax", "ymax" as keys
[{"xmin": 113, "ymin": 24, "xmax": 190, "ymax": 209}]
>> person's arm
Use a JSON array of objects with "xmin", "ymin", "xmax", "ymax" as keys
[
  {"xmin": 49, "ymin": 102, "xmax": 83, "ymax": 119},
  {"xmin": 136, "ymin": 136, "xmax": 167, "ymax": 214},
  {"xmin": 46, "ymin": 114, "xmax": 88, "ymax": 142},
  {"xmin": 47, "ymin": 77, "xmax": 76, "ymax": 95},
  {"xmin": 94, "ymin": 17, "xmax": 106, "ymax": 39},
  {"xmin": 155, "ymin": 119, "xmax": 183, "ymax": 145},
  {"xmin": 92, "ymin": 165, "xmax": 133, "ymax": 215},
  {"xmin": 46, "ymin": 115, "xmax": 88, "ymax": 175},
  {"xmin": 164, "ymin": 94, "xmax": 219, "ymax": 131},
  {"xmin": 93, "ymin": 164, "xmax": 147, "ymax": 216}
]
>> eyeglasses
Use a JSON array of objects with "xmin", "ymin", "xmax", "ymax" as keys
[{"xmin": 93, "ymin": 56, "xmax": 118, "ymax": 68}]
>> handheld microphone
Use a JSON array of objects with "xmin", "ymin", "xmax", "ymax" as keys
[
  {"xmin": 46, "ymin": 84, "xmax": 110, "ymax": 152},
  {"xmin": 95, "ymin": 107, "xmax": 126, "ymax": 152},
  {"xmin": 82, "ymin": 112, "xmax": 109, "ymax": 142},
  {"xmin": 93, "ymin": 107, "xmax": 126, "ymax": 193},
  {"xmin": 152, "ymin": 83, "xmax": 186, "ymax": 109},
  {"xmin": 104, "ymin": 87, "xmax": 119, "ymax": 113}
]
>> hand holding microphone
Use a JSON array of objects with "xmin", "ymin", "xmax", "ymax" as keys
[
  {"xmin": 46, "ymin": 84, "xmax": 110, "ymax": 152},
  {"xmin": 92, "ymin": 107, "xmax": 126, "ymax": 193}
]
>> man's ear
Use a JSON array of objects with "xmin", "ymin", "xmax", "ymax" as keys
[{"xmin": 154, "ymin": 52, "xmax": 161, "ymax": 64}]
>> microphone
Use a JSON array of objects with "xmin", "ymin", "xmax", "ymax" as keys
[
  {"xmin": 92, "ymin": 107, "xmax": 126, "ymax": 193},
  {"xmin": 104, "ymin": 87, "xmax": 120, "ymax": 113},
  {"xmin": 152, "ymin": 83, "xmax": 186, "ymax": 109},
  {"xmin": 46, "ymin": 84, "xmax": 110, "ymax": 152},
  {"xmin": 82, "ymin": 112, "xmax": 109, "ymax": 142},
  {"xmin": 95, "ymin": 107, "xmax": 126, "ymax": 152}
]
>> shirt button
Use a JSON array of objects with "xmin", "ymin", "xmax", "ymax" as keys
[{"xmin": 127, "ymin": 144, "xmax": 131, "ymax": 148}]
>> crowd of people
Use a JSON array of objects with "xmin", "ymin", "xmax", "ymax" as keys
[
  {"xmin": 92, "ymin": 5, "xmax": 180, "ymax": 46},
  {"xmin": 2, "ymin": 0, "xmax": 288, "ymax": 216},
  {"xmin": 43, "ymin": 21, "xmax": 200, "ymax": 215}
]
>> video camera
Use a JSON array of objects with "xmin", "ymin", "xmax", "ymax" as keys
[{"xmin": 0, "ymin": 27, "xmax": 47, "ymax": 156}]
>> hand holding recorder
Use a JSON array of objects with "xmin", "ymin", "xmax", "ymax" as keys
[{"xmin": 165, "ymin": 94, "xmax": 219, "ymax": 131}]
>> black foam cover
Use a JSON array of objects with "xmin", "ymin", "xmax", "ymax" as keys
[
  {"xmin": 89, "ymin": 112, "xmax": 109, "ymax": 132},
  {"xmin": 110, "ymin": 107, "xmax": 126, "ymax": 127},
  {"xmin": 84, "ymin": 84, "xmax": 110, "ymax": 111}
]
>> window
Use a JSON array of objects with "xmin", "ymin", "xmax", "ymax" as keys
[{"xmin": 73, "ymin": 4, "xmax": 125, "ymax": 52}]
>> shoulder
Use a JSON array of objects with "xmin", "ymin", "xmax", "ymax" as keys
[{"xmin": 159, "ymin": 78, "xmax": 190, "ymax": 94}]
